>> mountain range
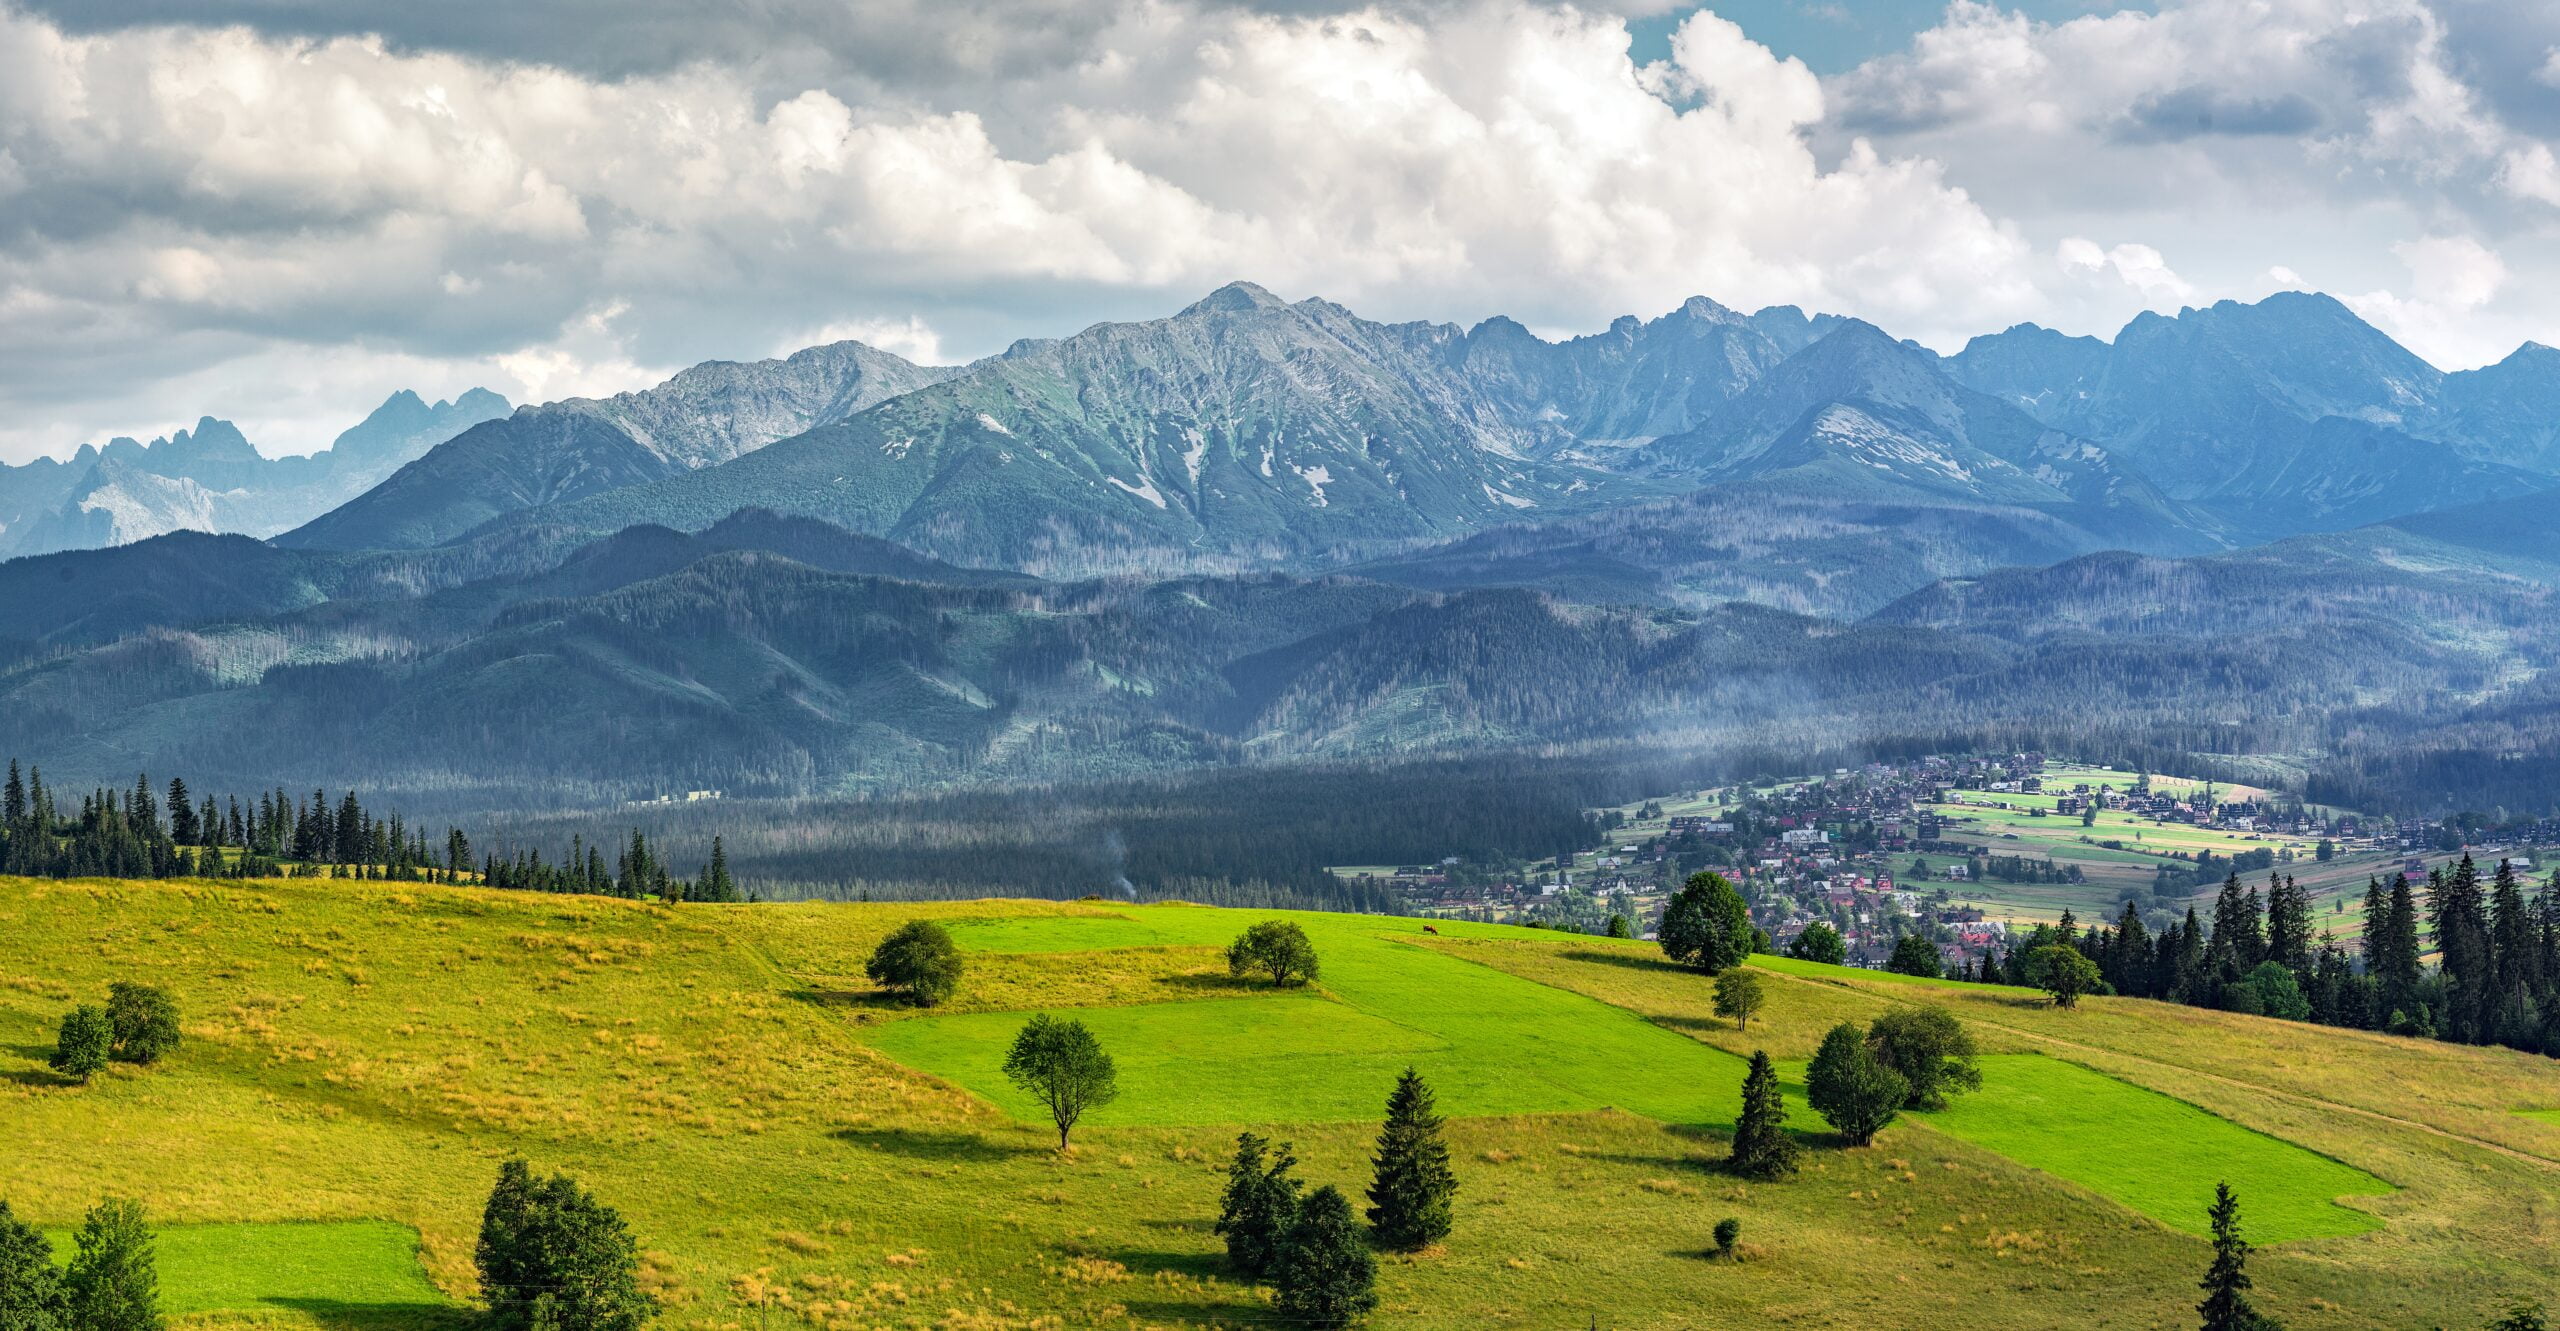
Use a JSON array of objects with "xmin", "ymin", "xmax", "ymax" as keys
[
  {"xmin": 0, "ymin": 391, "xmax": 509, "ymax": 558},
  {"xmin": 9, "ymin": 281, "xmax": 2560, "ymax": 812}
]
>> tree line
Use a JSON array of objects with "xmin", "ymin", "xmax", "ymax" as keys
[{"xmin": 1967, "ymin": 856, "xmax": 2560, "ymax": 1058}]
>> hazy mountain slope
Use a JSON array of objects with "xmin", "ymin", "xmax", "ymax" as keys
[
  {"xmin": 1450, "ymin": 297, "xmax": 1816, "ymax": 458},
  {"xmin": 1350, "ymin": 485, "xmax": 2155, "ymax": 617},
  {"xmin": 1638, "ymin": 322, "xmax": 2214, "ymax": 550},
  {"xmin": 505, "ymin": 283, "xmax": 1657, "ymax": 574},
  {"xmin": 1946, "ymin": 293, "xmax": 2535, "ymax": 529},
  {"xmin": 0, "ymin": 392, "xmax": 509, "ymax": 557},
  {"xmin": 279, "ymin": 342, "xmax": 953, "ymax": 551},
  {"xmin": 2428, "ymin": 342, "xmax": 2560, "ymax": 473}
]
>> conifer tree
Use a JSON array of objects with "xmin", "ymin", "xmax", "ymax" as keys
[
  {"xmin": 1366, "ymin": 1067, "xmax": 1456, "ymax": 1251},
  {"xmin": 1726, "ymin": 1050, "xmax": 1798, "ymax": 1180},
  {"xmin": 2197, "ymin": 1182, "xmax": 2278, "ymax": 1331}
]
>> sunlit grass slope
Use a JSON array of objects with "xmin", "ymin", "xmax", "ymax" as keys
[{"xmin": 3, "ymin": 878, "xmax": 2558, "ymax": 1329}]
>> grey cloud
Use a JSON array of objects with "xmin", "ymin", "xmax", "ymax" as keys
[{"xmin": 2116, "ymin": 87, "xmax": 2324, "ymax": 142}]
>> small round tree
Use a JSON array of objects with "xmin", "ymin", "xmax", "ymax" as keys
[
  {"xmin": 1711, "ymin": 1217, "xmax": 1741, "ymax": 1258},
  {"xmin": 1787, "ymin": 922, "xmax": 1846, "ymax": 965},
  {"xmin": 1712, "ymin": 969, "xmax": 1765, "ymax": 1032},
  {"xmin": 51, "ymin": 1006, "xmax": 110, "ymax": 1083},
  {"xmin": 1605, "ymin": 914, "xmax": 1633, "ymax": 939},
  {"xmin": 866, "ymin": 920, "xmax": 964, "ymax": 1007},
  {"xmin": 1659, "ymin": 872, "xmax": 1752, "ymax": 975},
  {"xmin": 105, "ymin": 983, "xmax": 180, "ymax": 1065},
  {"xmin": 1885, "ymin": 934, "xmax": 1944, "ymax": 978},
  {"xmin": 475, "ymin": 1161, "xmax": 655, "ymax": 1331},
  {"xmin": 1228, "ymin": 921, "xmax": 1320, "ymax": 988},
  {"xmin": 1804, "ymin": 1021, "xmax": 1907, "ymax": 1146},
  {"xmin": 1863, "ymin": 1007, "xmax": 1981, "ymax": 1111},
  {"xmin": 2032, "ymin": 945, "xmax": 2101, "ymax": 1009},
  {"xmin": 1002, "ymin": 1014, "xmax": 1120, "ymax": 1149},
  {"xmin": 1269, "ymin": 1186, "xmax": 1377, "ymax": 1330},
  {"xmin": 1726, "ymin": 1050, "xmax": 1798, "ymax": 1180}
]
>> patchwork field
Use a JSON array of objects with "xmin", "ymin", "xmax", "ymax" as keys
[{"xmin": 3, "ymin": 877, "xmax": 2558, "ymax": 1329}]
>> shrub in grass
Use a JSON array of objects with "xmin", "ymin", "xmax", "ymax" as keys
[
  {"xmin": 865, "ymin": 921, "xmax": 964, "ymax": 1007},
  {"xmin": 105, "ymin": 983, "xmax": 180, "ymax": 1065},
  {"xmin": 1726, "ymin": 1051, "xmax": 1798, "ymax": 1180},
  {"xmin": 477, "ymin": 1160, "xmax": 656, "ymax": 1331},
  {"xmin": 1002, "ymin": 1014, "xmax": 1119, "ymax": 1150},
  {"xmin": 65, "ymin": 1199, "xmax": 158, "ymax": 1331},
  {"xmin": 0, "ymin": 1198, "xmax": 69, "ymax": 1331},
  {"xmin": 1270, "ymin": 1186, "xmax": 1376, "ymax": 1330},
  {"xmin": 1659, "ymin": 873, "xmax": 1751, "ymax": 974},
  {"xmin": 1805, "ymin": 1022, "xmax": 1906, "ymax": 1146},
  {"xmin": 1227, "ymin": 921, "xmax": 1320, "ymax": 988},
  {"xmin": 1864, "ymin": 1008, "xmax": 1980, "ymax": 1111},
  {"xmin": 1214, "ymin": 1131, "xmax": 1301, "ymax": 1279},
  {"xmin": 50, "ymin": 1006, "xmax": 110, "ymax": 1083},
  {"xmin": 1711, "ymin": 1218, "xmax": 1740, "ymax": 1258},
  {"xmin": 1366, "ymin": 1067, "xmax": 1456, "ymax": 1251},
  {"xmin": 2487, "ymin": 1303, "xmax": 2548, "ymax": 1331}
]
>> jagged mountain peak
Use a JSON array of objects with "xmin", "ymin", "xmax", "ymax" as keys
[{"xmin": 1182, "ymin": 280, "xmax": 1290, "ymax": 315}]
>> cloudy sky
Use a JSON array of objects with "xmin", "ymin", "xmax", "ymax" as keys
[{"xmin": 3, "ymin": 0, "xmax": 2557, "ymax": 461}]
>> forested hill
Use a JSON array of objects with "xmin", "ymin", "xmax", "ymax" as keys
[{"xmin": 3, "ymin": 506, "xmax": 2558, "ymax": 814}]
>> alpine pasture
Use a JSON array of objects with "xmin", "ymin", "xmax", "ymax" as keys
[{"xmin": 3, "ymin": 877, "xmax": 2557, "ymax": 1329}]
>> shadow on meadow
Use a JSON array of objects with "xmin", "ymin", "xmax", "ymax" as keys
[
  {"xmin": 1152, "ymin": 973, "xmax": 1267, "ymax": 996},
  {"xmin": 783, "ymin": 988, "xmax": 906, "ymax": 1012},
  {"xmin": 0, "ymin": 1043, "xmax": 69, "ymax": 1087},
  {"xmin": 831, "ymin": 1126, "xmax": 1046, "ymax": 1163},
  {"xmin": 1558, "ymin": 949, "xmax": 1682, "ymax": 973},
  {"xmin": 261, "ymin": 1299, "xmax": 471, "ymax": 1331}
]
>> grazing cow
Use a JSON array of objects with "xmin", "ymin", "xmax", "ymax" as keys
[{"xmin": 1421, "ymin": 924, "xmax": 1440, "ymax": 935}]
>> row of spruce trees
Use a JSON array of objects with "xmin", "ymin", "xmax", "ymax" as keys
[
  {"xmin": 0, "ymin": 759, "xmax": 744, "ymax": 902},
  {"xmin": 1962, "ymin": 856, "xmax": 2560, "ymax": 1058}
]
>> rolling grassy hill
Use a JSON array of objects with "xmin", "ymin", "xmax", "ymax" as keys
[{"xmin": 3, "ymin": 879, "xmax": 2557, "ymax": 1328}]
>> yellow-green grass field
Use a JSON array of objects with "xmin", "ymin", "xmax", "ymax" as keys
[{"xmin": 6, "ymin": 877, "xmax": 2560, "ymax": 1331}]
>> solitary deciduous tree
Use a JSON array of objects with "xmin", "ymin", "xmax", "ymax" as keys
[
  {"xmin": 105, "ymin": 984, "xmax": 180, "ymax": 1065},
  {"xmin": 1604, "ymin": 914, "xmax": 1633, "ymax": 939},
  {"xmin": 1214, "ymin": 1131, "xmax": 1302, "ymax": 1279},
  {"xmin": 1713, "ymin": 969, "xmax": 1765, "ymax": 1032},
  {"xmin": 50, "ymin": 1006, "xmax": 109, "ymax": 1083},
  {"xmin": 2031, "ymin": 945, "xmax": 2102, "ymax": 1009},
  {"xmin": 1804, "ymin": 1022, "xmax": 1906, "ymax": 1146},
  {"xmin": 1365, "ymin": 1067, "xmax": 1457, "ymax": 1251},
  {"xmin": 1863, "ymin": 1007, "xmax": 1980, "ymax": 1111},
  {"xmin": 1002, "ymin": 1014, "xmax": 1120, "ymax": 1149},
  {"xmin": 1269, "ymin": 1186, "xmax": 1377, "ymax": 1330},
  {"xmin": 1659, "ymin": 872, "xmax": 1752, "ymax": 975},
  {"xmin": 64, "ymin": 1200, "xmax": 158, "ymax": 1331},
  {"xmin": 0, "ymin": 1198, "xmax": 69, "ymax": 1331},
  {"xmin": 865, "ymin": 920, "xmax": 965, "ymax": 1007},
  {"xmin": 1228, "ymin": 921, "xmax": 1320, "ymax": 988},
  {"xmin": 1726, "ymin": 1051, "xmax": 1798, "ymax": 1180},
  {"xmin": 475, "ymin": 1160, "xmax": 654, "ymax": 1331}
]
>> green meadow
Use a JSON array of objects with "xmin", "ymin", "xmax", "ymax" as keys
[{"xmin": 4, "ymin": 878, "xmax": 2560, "ymax": 1329}]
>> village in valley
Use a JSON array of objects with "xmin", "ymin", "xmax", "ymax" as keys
[{"xmin": 1339, "ymin": 754, "xmax": 2559, "ymax": 971}]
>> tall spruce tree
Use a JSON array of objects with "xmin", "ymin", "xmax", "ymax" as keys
[
  {"xmin": 2197, "ymin": 1182, "xmax": 2278, "ymax": 1331},
  {"xmin": 1366, "ymin": 1067, "xmax": 1457, "ymax": 1251},
  {"xmin": 2265, "ymin": 874, "xmax": 2312, "ymax": 975},
  {"xmin": 1726, "ymin": 1050, "xmax": 1799, "ymax": 1180},
  {"xmin": 2433, "ymin": 856, "xmax": 2494, "ymax": 1043}
]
